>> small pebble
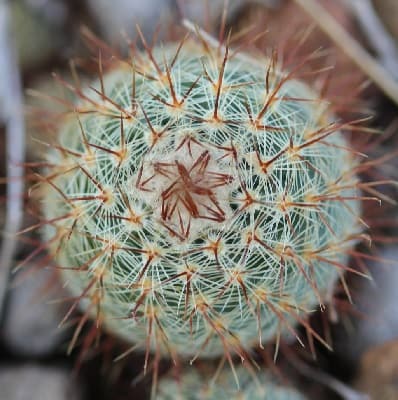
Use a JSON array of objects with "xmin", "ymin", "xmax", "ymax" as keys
[
  {"xmin": 0, "ymin": 364, "xmax": 82, "ymax": 400},
  {"xmin": 86, "ymin": 0, "xmax": 174, "ymax": 44},
  {"xmin": 355, "ymin": 339, "xmax": 398, "ymax": 400},
  {"xmin": 2, "ymin": 266, "xmax": 67, "ymax": 357},
  {"xmin": 333, "ymin": 246, "xmax": 398, "ymax": 363}
]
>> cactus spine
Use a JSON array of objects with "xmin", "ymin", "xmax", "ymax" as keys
[{"xmin": 40, "ymin": 34, "xmax": 362, "ymax": 360}]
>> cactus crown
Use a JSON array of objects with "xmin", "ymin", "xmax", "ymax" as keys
[
  {"xmin": 40, "ymin": 32, "xmax": 362, "ymax": 360},
  {"xmin": 157, "ymin": 365, "xmax": 307, "ymax": 400}
]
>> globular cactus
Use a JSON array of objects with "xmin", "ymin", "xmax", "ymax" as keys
[
  {"xmin": 157, "ymin": 365, "xmax": 307, "ymax": 400},
  {"xmin": 39, "ymin": 31, "xmax": 363, "ymax": 361}
]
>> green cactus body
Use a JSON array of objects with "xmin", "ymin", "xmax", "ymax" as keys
[
  {"xmin": 157, "ymin": 366, "xmax": 307, "ymax": 400},
  {"xmin": 41, "ymin": 38, "xmax": 361, "ymax": 358}
]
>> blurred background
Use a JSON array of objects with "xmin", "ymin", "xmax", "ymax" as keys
[{"xmin": 0, "ymin": 0, "xmax": 397, "ymax": 399}]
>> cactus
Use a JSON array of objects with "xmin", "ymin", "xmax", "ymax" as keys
[
  {"xmin": 157, "ymin": 365, "xmax": 307, "ymax": 400},
  {"xmin": 39, "ymin": 32, "xmax": 363, "ymax": 361}
]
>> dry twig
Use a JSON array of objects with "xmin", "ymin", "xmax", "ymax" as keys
[
  {"xmin": 293, "ymin": 0, "xmax": 398, "ymax": 106},
  {"xmin": 347, "ymin": 0, "xmax": 398, "ymax": 79}
]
